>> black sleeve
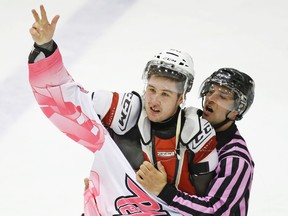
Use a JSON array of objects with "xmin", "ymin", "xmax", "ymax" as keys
[
  {"xmin": 28, "ymin": 40, "xmax": 58, "ymax": 63},
  {"xmin": 157, "ymin": 183, "xmax": 179, "ymax": 204}
]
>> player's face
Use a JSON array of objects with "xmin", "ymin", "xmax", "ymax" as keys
[
  {"xmin": 202, "ymin": 84, "xmax": 238, "ymax": 130},
  {"xmin": 144, "ymin": 75, "xmax": 183, "ymax": 122}
]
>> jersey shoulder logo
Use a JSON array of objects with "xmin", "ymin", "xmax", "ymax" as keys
[
  {"xmin": 117, "ymin": 93, "xmax": 133, "ymax": 132},
  {"xmin": 192, "ymin": 121, "xmax": 214, "ymax": 150}
]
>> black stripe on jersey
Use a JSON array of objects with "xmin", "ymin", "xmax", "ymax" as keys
[
  {"xmin": 170, "ymin": 190, "xmax": 216, "ymax": 216},
  {"xmin": 218, "ymin": 141, "xmax": 252, "ymax": 164},
  {"xmin": 174, "ymin": 202, "xmax": 215, "ymax": 216}
]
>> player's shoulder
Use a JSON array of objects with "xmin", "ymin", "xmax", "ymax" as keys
[
  {"xmin": 109, "ymin": 91, "xmax": 142, "ymax": 135},
  {"xmin": 181, "ymin": 107, "xmax": 214, "ymax": 144},
  {"xmin": 184, "ymin": 106, "xmax": 211, "ymax": 127}
]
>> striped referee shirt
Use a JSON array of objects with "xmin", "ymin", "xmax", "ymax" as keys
[{"xmin": 158, "ymin": 123, "xmax": 254, "ymax": 216}]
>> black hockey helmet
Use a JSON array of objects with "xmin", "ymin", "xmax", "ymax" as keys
[{"xmin": 199, "ymin": 68, "xmax": 255, "ymax": 120}]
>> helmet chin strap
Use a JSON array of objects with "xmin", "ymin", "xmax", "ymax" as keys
[{"xmin": 212, "ymin": 114, "xmax": 233, "ymax": 130}]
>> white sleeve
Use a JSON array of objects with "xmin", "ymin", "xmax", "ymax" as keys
[
  {"xmin": 92, "ymin": 90, "xmax": 142, "ymax": 135},
  {"xmin": 92, "ymin": 90, "xmax": 114, "ymax": 118}
]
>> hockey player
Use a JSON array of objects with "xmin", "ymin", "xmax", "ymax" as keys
[
  {"xmin": 136, "ymin": 68, "xmax": 255, "ymax": 216},
  {"xmin": 28, "ymin": 5, "xmax": 218, "ymax": 215}
]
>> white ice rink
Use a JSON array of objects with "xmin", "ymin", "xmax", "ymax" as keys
[{"xmin": 1, "ymin": 0, "xmax": 287, "ymax": 215}]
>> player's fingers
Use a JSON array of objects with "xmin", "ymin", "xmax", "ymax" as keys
[
  {"xmin": 139, "ymin": 163, "xmax": 150, "ymax": 173},
  {"xmin": 143, "ymin": 161, "xmax": 155, "ymax": 170},
  {"xmin": 31, "ymin": 21, "xmax": 41, "ymax": 30},
  {"xmin": 40, "ymin": 5, "xmax": 48, "ymax": 22},
  {"xmin": 29, "ymin": 27, "xmax": 39, "ymax": 37},
  {"xmin": 51, "ymin": 15, "xmax": 60, "ymax": 28},
  {"xmin": 84, "ymin": 178, "xmax": 89, "ymax": 190},
  {"xmin": 157, "ymin": 161, "xmax": 167, "ymax": 176},
  {"xmin": 136, "ymin": 172, "xmax": 143, "ymax": 182},
  {"xmin": 31, "ymin": 9, "xmax": 40, "ymax": 22}
]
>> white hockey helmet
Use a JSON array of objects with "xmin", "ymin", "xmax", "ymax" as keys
[{"xmin": 142, "ymin": 48, "xmax": 195, "ymax": 94}]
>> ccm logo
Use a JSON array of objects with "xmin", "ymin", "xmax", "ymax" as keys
[
  {"xmin": 192, "ymin": 122, "xmax": 213, "ymax": 149},
  {"xmin": 118, "ymin": 93, "xmax": 133, "ymax": 131}
]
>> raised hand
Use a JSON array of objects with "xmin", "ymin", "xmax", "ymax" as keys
[{"xmin": 29, "ymin": 5, "xmax": 60, "ymax": 45}]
